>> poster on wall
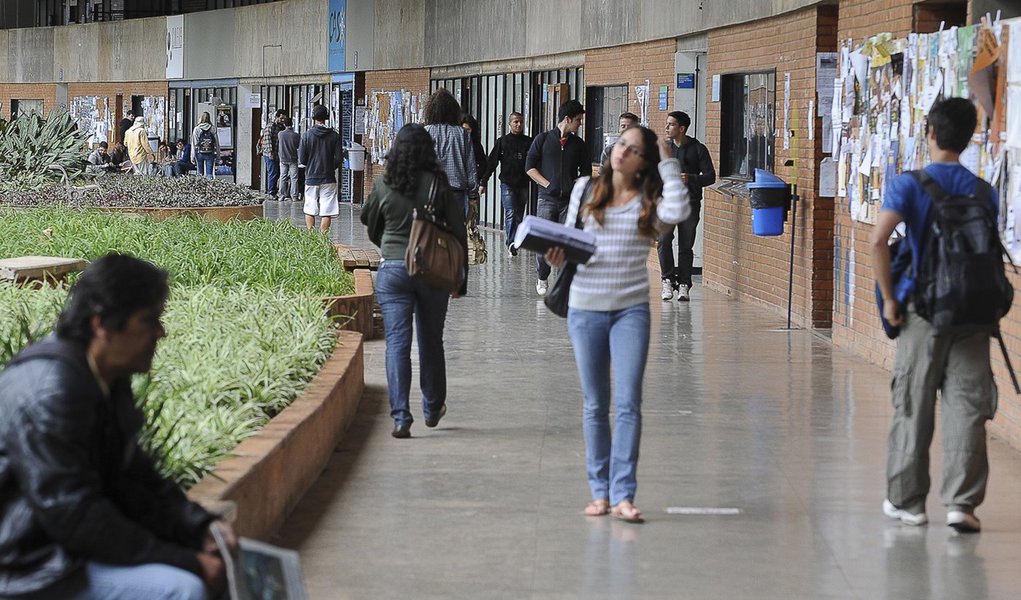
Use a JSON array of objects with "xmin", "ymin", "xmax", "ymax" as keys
[
  {"xmin": 366, "ymin": 90, "xmax": 423, "ymax": 164},
  {"xmin": 141, "ymin": 96, "xmax": 166, "ymax": 141},
  {"xmin": 69, "ymin": 96, "xmax": 111, "ymax": 145},
  {"xmin": 327, "ymin": 0, "xmax": 346, "ymax": 72},
  {"xmin": 166, "ymin": 15, "xmax": 184, "ymax": 79},
  {"xmin": 216, "ymin": 105, "xmax": 233, "ymax": 148}
]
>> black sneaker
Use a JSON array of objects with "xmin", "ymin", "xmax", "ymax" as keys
[
  {"xmin": 392, "ymin": 422, "xmax": 411, "ymax": 438},
  {"xmin": 425, "ymin": 404, "xmax": 447, "ymax": 428}
]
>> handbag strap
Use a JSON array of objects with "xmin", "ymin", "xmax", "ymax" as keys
[{"xmin": 573, "ymin": 178, "xmax": 596, "ymax": 229}]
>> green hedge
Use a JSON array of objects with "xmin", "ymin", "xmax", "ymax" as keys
[{"xmin": 0, "ymin": 208, "xmax": 353, "ymax": 296}]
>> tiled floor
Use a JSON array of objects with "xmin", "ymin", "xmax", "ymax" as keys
[{"xmin": 268, "ymin": 201, "xmax": 1021, "ymax": 599}]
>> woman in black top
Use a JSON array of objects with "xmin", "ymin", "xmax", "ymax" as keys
[
  {"xmin": 361, "ymin": 124, "xmax": 468, "ymax": 439},
  {"xmin": 461, "ymin": 114, "xmax": 489, "ymax": 230}
]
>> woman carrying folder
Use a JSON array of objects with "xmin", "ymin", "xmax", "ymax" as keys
[
  {"xmin": 545, "ymin": 126, "xmax": 690, "ymax": 522},
  {"xmin": 362, "ymin": 124, "xmax": 469, "ymax": 439}
]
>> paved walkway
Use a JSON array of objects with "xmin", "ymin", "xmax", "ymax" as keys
[{"xmin": 266, "ymin": 201, "xmax": 1021, "ymax": 599}]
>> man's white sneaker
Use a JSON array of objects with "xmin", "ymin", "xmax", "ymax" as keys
[
  {"xmin": 676, "ymin": 284, "xmax": 691, "ymax": 301},
  {"xmin": 883, "ymin": 499, "xmax": 928, "ymax": 526},
  {"xmin": 536, "ymin": 279, "xmax": 548, "ymax": 296},
  {"xmin": 661, "ymin": 280, "xmax": 673, "ymax": 301},
  {"xmin": 947, "ymin": 511, "xmax": 981, "ymax": 533}
]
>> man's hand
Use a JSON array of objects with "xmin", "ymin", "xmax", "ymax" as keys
[
  {"xmin": 479, "ymin": 185, "xmax": 487, "ymax": 196},
  {"xmin": 883, "ymin": 298, "xmax": 904, "ymax": 327},
  {"xmin": 196, "ymin": 552, "xmax": 226, "ymax": 593},
  {"xmin": 544, "ymin": 247, "xmax": 566, "ymax": 269},
  {"xmin": 657, "ymin": 136, "xmax": 672, "ymax": 162},
  {"xmin": 680, "ymin": 173, "xmax": 690, "ymax": 184}
]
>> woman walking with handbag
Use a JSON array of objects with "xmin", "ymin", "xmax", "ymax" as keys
[
  {"xmin": 545, "ymin": 126, "xmax": 689, "ymax": 522},
  {"xmin": 362, "ymin": 124, "xmax": 469, "ymax": 439}
]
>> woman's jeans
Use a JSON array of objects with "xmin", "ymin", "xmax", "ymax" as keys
[
  {"xmin": 196, "ymin": 153, "xmax": 215, "ymax": 179},
  {"xmin": 501, "ymin": 183, "xmax": 528, "ymax": 248},
  {"xmin": 567, "ymin": 302, "xmax": 650, "ymax": 505},
  {"xmin": 375, "ymin": 260, "xmax": 451, "ymax": 426},
  {"xmin": 13, "ymin": 562, "xmax": 205, "ymax": 600}
]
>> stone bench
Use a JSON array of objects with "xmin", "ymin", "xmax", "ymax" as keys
[{"xmin": 0, "ymin": 256, "xmax": 87, "ymax": 284}]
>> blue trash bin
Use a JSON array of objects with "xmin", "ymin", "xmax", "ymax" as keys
[{"xmin": 747, "ymin": 169, "xmax": 790, "ymax": 237}]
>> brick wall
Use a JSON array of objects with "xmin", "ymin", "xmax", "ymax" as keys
[
  {"xmin": 584, "ymin": 38, "xmax": 677, "ymax": 130},
  {"xmin": 67, "ymin": 81, "xmax": 169, "ymax": 143},
  {"xmin": 831, "ymin": 0, "xmax": 1021, "ymax": 453},
  {"xmin": 0, "ymin": 83, "xmax": 58, "ymax": 119},
  {"xmin": 360, "ymin": 68, "xmax": 431, "ymax": 201},
  {"xmin": 702, "ymin": 6, "xmax": 837, "ymax": 329}
]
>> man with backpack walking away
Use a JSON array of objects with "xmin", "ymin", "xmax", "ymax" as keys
[{"xmin": 870, "ymin": 97, "xmax": 1013, "ymax": 534}]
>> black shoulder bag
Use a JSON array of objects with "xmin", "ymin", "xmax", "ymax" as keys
[{"xmin": 543, "ymin": 180, "xmax": 593, "ymax": 318}]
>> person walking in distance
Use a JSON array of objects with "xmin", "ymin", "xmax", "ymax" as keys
[
  {"xmin": 361, "ymin": 124, "xmax": 468, "ymax": 439},
  {"xmin": 487, "ymin": 112, "xmax": 532, "ymax": 257},
  {"xmin": 545, "ymin": 126, "xmax": 690, "ymax": 523},
  {"xmin": 118, "ymin": 110, "xmax": 134, "ymax": 144},
  {"xmin": 191, "ymin": 112, "xmax": 221, "ymax": 180},
  {"xmin": 423, "ymin": 88, "xmax": 478, "ymax": 217},
  {"xmin": 260, "ymin": 109, "xmax": 287, "ymax": 198},
  {"xmin": 870, "ymin": 98, "xmax": 1002, "ymax": 533},
  {"xmin": 298, "ymin": 104, "xmax": 343, "ymax": 234},
  {"xmin": 125, "ymin": 116, "xmax": 155, "ymax": 176},
  {"xmin": 277, "ymin": 117, "xmax": 300, "ymax": 201},
  {"xmin": 658, "ymin": 111, "xmax": 715, "ymax": 301},
  {"xmin": 525, "ymin": 99, "xmax": 590, "ymax": 296},
  {"xmin": 598, "ymin": 112, "xmax": 640, "ymax": 174},
  {"xmin": 461, "ymin": 113, "xmax": 490, "ymax": 228}
]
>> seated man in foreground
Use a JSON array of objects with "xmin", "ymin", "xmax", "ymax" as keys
[{"xmin": 0, "ymin": 254, "xmax": 234, "ymax": 599}]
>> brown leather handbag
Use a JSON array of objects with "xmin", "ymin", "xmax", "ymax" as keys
[{"xmin": 405, "ymin": 177, "xmax": 465, "ymax": 294}]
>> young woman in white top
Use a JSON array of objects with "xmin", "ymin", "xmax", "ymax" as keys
[{"xmin": 545, "ymin": 125, "xmax": 690, "ymax": 522}]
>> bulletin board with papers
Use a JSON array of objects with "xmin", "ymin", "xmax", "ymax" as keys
[
  {"xmin": 833, "ymin": 18, "xmax": 1019, "ymax": 250},
  {"xmin": 365, "ymin": 90, "xmax": 424, "ymax": 164},
  {"xmin": 69, "ymin": 96, "xmax": 112, "ymax": 146}
]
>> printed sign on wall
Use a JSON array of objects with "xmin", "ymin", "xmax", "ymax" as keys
[
  {"xmin": 328, "ymin": 0, "xmax": 346, "ymax": 72},
  {"xmin": 166, "ymin": 15, "xmax": 184, "ymax": 79}
]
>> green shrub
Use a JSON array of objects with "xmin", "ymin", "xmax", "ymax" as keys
[
  {"xmin": 0, "ymin": 176, "xmax": 265, "ymax": 208},
  {"xmin": 0, "ymin": 111, "xmax": 86, "ymax": 192},
  {"xmin": 0, "ymin": 283, "xmax": 337, "ymax": 488},
  {"xmin": 0, "ymin": 208, "xmax": 353, "ymax": 296}
]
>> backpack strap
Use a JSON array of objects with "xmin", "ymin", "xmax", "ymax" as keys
[
  {"xmin": 994, "ymin": 330, "xmax": 1021, "ymax": 394},
  {"xmin": 911, "ymin": 170, "xmax": 947, "ymax": 206}
]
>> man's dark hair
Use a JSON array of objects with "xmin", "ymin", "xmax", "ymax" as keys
[
  {"xmin": 55, "ymin": 254, "xmax": 170, "ymax": 344},
  {"xmin": 619, "ymin": 112, "xmax": 639, "ymax": 123},
  {"xmin": 98, "ymin": 141, "xmax": 108, "ymax": 150},
  {"xmin": 312, "ymin": 104, "xmax": 328, "ymax": 122},
  {"xmin": 510, "ymin": 111, "xmax": 524, "ymax": 119},
  {"xmin": 284, "ymin": 117, "xmax": 294, "ymax": 128},
  {"xmin": 275, "ymin": 109, "xmax": 287, "ymax": 118},
  {"xmin": 927, "ymin": 97, "xmax": 976, "ymax": 154},
  {"xmin": 557, "ymin": 100, "xmax": 585, "ymax": 122},
  {"xmin": 667, "ymin": 111, "xmax": 691, "ymax": 128},
  {"xmin": 461, "ymin": 113, "xmax": 481, "ymax": 145},
  {"xmin": 126, "ymin": 111, "xmax": 134, "ymax": 118},
  {"xmin": 423, "ymin": 88, "xmax": 462, "ymax": 126}
]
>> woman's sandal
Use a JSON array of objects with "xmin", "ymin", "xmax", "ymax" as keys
[
  {"xmin": 584, "ymin": 499, "xmax": 611, "ymax": 517},
  {"xmin": 611, "ymin": 501, "xmax": 644, "ymax": 523}
]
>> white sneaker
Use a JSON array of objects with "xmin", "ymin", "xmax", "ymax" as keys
[
  {"xmin": 536, "ymin": 279, "xmax": 548, "ymax": 296},
  {"xmin": 947, "ymin": 511, "xmax": 981, "ymax": 533},
  {"xmin": 661, "ymin": 280, "xmax": 673, "ymax": 301},
  {"xmin": 883, "ymin": 499, "xmax": 928, "ymax": 526},
  {"xmin": 676, "ymin": 284, "xmax": 691, "ymax": 301}
]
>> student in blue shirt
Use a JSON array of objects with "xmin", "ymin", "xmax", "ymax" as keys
[{"xmin": 869, "ymin": 97, "xmax": 999, "ymax": 533}]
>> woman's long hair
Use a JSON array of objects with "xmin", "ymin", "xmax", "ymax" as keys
[
  {"xmin": 423, "ymin": 88, "xmax": 462, "ymax": 126},
  {"xmin": 586, "ymin": 125, "xmax": 664, "ymax": 238},
  {"xmin": 384, "ymin": 124, "xmax": 448, "ymax": 197},
  {"xmin": 461, "ymin": 113, "xmax": 481, "ymax": 145}
]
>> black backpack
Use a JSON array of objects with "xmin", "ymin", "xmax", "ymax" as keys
[
  {"xmin": 197, "ymin": 129, "xmax": 216, "ymax": 154},
  {"xmin": 912, "ymin": 170, "xmax": 1019, "ymax": 391}
]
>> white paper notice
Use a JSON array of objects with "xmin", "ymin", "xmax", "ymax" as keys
[
  {"xmin": 783, "ymin": 72, "xmax": 791, "ymax": 150},
  {"xmin": 711, "ymin": 75, "xmax": 721, "ymax": 102},
  {"xmin": 819, "ymin": 157, "xmax": 837, "ymax": 196},
  {"xmin": 850, "ymin": 50, "xmax": 869, "ymax": 86},
  {"xmin": 808, "ymin": 100, "xmax": 815, "ymax": 140},
  {"xmin": 1008, "ymin": 87, "xmax": 1021, "ymax": 149}
]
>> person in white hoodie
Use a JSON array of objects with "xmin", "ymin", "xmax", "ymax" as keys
[{"xmin": 191, "ymin": 112, "xmax": 221, "ymax": 180}]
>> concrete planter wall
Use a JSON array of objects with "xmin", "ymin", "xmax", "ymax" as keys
[
  {"xmin": 325, "ymin": 268, "xmax": 376, "ymax": 340},
  {"xmin": 97, "ymin": 204, "xmax": 263, "ymax": 222},
  {"xmin": 187, "ymin": 330, "xmax": 365, "ymax": 539}
]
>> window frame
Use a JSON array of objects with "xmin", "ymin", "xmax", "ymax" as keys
[{"xmin": 719, "ymin": 70, "xmax": 776, "ymax": 180}]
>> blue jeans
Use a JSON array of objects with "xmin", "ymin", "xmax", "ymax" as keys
[
  {"xmin": 264, "ymin": 156, "xmax": 280, "ymax": 196},
  {"xmin": 535, "ymin": 195, "xmax": 570, "ymax": 280},
  {"xmin": 501, "ymin": 183, "xmax": 528, "ymax": 248},
  {"xmin": 451, "ymin": 191, "xmax": 469, "ymax": 218},
  {"xmin": 375, "ymin": 260, "xmax": 451, "ymax": 427},
  {"xmin": 567, "ymin": 303, "xmax": 651, "ymax": 505},
  {"xmin": 14, "ymin": 561, "xmax": 205, "ymax": 599},
  {"xmin": 196, "ymin": 153, "xmax": 215, "ymax": 179}
]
